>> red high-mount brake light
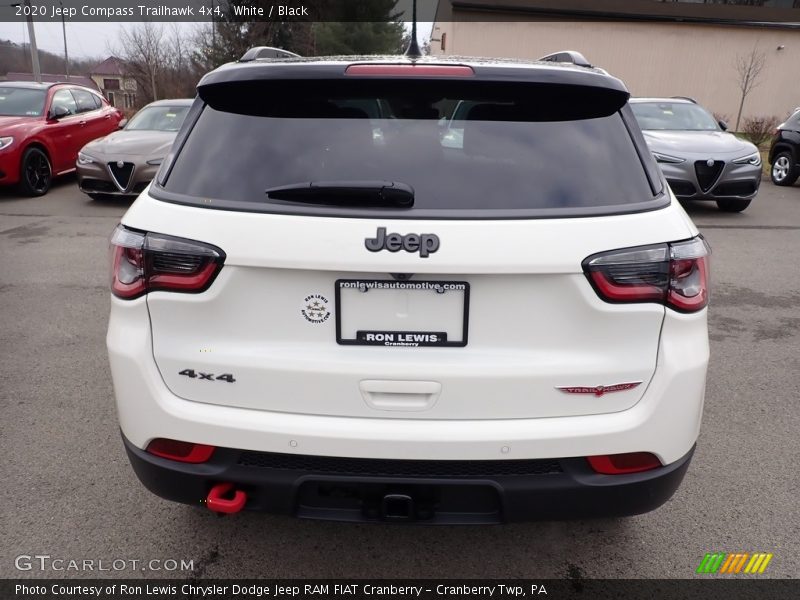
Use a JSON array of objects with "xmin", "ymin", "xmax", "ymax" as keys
[
  {"xmin": 587, "ymin": 452, "xmax": 662, "ymax": 475},
  {"xmin": 109, "ymin": 225, "xmax": 225, "ymax": 300},
  {"xmin": 345, "ymin": 64, "xmax": 475, "ymax": 77},
  {"xmin": 583, "ymin": 236, "xmax": 710, "ymax": 313},
  {"xmin": 146, "ymin": 438, "xmax": 215, "ymax": 463}
]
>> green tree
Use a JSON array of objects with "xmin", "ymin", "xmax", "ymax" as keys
[
  {"xmin": 192, "ymin": 0, "xmax": 405, "ymax": 69},
  {"xmin": 312, "ymin": 22, "xmax": 405, "ymax": 55}
]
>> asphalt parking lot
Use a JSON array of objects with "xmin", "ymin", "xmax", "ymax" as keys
[{"xmin": 1, "ymin": 176, "xmax": 798, "ymax": 580}]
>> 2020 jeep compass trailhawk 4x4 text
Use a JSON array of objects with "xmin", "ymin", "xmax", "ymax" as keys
[{"xmin": 107, "ymin": 51, "xmax": 710, "ymax": 523}]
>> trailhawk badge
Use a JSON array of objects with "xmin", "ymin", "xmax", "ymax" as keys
[
  {"xmin": 301, "ymin": 294, "xmax": 330, "ymax": 324},
  {"xmin": 556, "ymin": 382, "xmax": 642, "ymax": 397}
]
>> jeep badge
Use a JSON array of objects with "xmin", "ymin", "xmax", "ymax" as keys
[{"xmin": 365, "ymin": 227, "xmax": 440, "ymax": 258}]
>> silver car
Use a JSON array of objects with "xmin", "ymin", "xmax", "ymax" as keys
[
  {"xmin": 630, "ymin": 97, "xmax": 762, "ymax": 212},
  {"xmin": 76, "ymin": 99, "xmax": 192, "ymax": 199}
]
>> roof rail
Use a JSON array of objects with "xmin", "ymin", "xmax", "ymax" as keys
[
  {"xmin": 537, "ymin": 50, "xmax": 593, "ymax": 68},
  {"xmin": 671, "ymin": 96, "xmax": 697, "ymax": 104},
  {"xmin": 239, "ymin": 46, "xmax": 301, "ymax": 62}
]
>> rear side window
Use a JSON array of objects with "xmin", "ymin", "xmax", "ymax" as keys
[{"xmin": 159, "ymin": 80, "xmax": 665, "ymax": 219}]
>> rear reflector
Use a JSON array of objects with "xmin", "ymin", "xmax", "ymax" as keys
[
  {"xmin": 583, "ymin": 236, "xmax": 710, "ymax": 313},
  {"xmin": 109, "ymin": 225, "xmax": 225, "ymax": 299},
  {"xmin": 345, "ymin": 64, "xmax": 475, "ymax": 77},
  {"xmin": 587, "ymin": 452, "xmax": 662, "ymax": 475},
  {"xmin": 146, "ymin": 439, "xmax": 215, "ymax": 463}
]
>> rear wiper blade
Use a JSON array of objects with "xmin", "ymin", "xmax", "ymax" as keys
[{"xmin": 265, "ymin": 180, "xmax": 414, "ymax": 208}]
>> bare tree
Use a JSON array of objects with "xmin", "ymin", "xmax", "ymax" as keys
[
  {"xmin": 109, "ymin": 22, "xmax": 200, "ymax": 105},
  {"xmin": 162, "ymin": 23, "xmax": 198, "ymax": 99},
  {"xmin": 734, "ymin": 46, "xmax": 766, "ymax": 131},
  {"xmin": 113, "ymin": 22, "xmax": 168, "ymax": 103}
]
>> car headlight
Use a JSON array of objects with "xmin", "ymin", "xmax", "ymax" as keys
[
  {"xmin": 77, "ymin": 152, "xmax": 96, "ymax": 165},
  {"xmin": 0, "ymin": 136, "xmax": 14, "ymax": 150},
  {"xmin": 652, "ymin": 152, "xmax": 685, "ymax": 164},
  {"xmin": 146, "ymin": 158, "xmax": 163, "ymax": 166},
  {"xmin": 733, "ymin": 152, "xmax": 761, "ymax": 167}
]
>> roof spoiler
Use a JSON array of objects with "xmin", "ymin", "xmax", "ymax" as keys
[
  {"xmin": 239, "ymin": 47, "xmax": 301, "ymax": 62},
  {"xmin": 671, "ymin": 96, "xmax": 697, "ymax": 104},
  {"xmin": 537, "ymin": 50, "xmax": 593, "ymax": 68}
]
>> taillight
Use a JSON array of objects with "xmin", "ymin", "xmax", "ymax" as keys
[
  {"xmin": 583, "ymin": 236, "xmax": 710, "ymax": 313},
  {"xmin": 146, "ymin": 438, "xmax": 215, "ymax": 463},
  {"xmin": 587, "ymin": 452, "xmax": 662, "ymax": 475},
  {"xmin": 109, "ymin": 225, "xmax": 224, "ymax": 300}
]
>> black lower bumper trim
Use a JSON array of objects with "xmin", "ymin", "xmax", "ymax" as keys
[{"xmin": 123, "ymin": 435, "xmax": 694, "ymax": 524}]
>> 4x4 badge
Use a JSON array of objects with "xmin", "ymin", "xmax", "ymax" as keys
[
  {"xmin": 556, "ymin": 382, "xmax": 642, "ymax": 397},
  {"xmin": 365, "ymin": 227, "xmax": 440, "ymax": 258}
]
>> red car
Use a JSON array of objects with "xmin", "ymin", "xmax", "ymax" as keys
[{"xmin": 0, "ymin": 81, "xmax": 124, "ymax": 196}]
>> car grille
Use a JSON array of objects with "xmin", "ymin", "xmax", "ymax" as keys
[
  {"xmin": 694, "ymin": 160, "xmax": 725, "ymax": 192},
  {"xmin": 108, "ymin": 162, "xmax": 135, "ymax": 191},
  {"xmin": 712, "ymin": 181, "xmax": 757, "ymax": 197},
  {"xmin": 81, "ymin": 179, "xmax": 118, "ymax": 193},
  {"xmin": 237, "ymin": 451, "xmax": 564, "ymax": 478},
  {"xmin": 666, "ymin": 179, "xmax": 696, "ymax": 197}
]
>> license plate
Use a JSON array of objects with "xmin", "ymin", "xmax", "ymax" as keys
[{"xmin": 335, "ymin": 279, "xmax": 469, "ymax": 347}]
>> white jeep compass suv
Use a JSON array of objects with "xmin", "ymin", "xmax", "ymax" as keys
[{"xmin": 107, "ymin": 52, "xmax": 710, "ymax": 523}]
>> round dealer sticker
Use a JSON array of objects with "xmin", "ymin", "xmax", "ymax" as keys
[{"xmin": 301, "ymin": 294, "xmax": 331, "ymax": 324}]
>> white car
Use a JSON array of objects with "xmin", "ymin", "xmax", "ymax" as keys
[{"xmin": 107, "ymin": 52, "xmax": 710, "ymax": 523}]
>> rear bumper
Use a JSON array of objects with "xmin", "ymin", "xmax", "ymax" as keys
[{"xmin": 123, "ymin": 434, "xmax": 694, "ymax": 523}]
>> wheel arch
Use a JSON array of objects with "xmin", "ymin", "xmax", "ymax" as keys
[
  {"xmin": 769, "ymin": 142, "xmax": 796, "ymax": 165},
  {"xmin": 20, "ymin": 141, "xmax": 53, "ymax": 165}
]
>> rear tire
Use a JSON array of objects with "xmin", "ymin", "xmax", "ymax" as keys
[
  {"xmin": 770, "ymin": 151, "xmax": 799, "ymax": 186},
  {"xmin": 18, "ymin": 147, "xmax": 52, "ymax": 196},
  {"xmin": 716, "ymin": 198, "xmax": 751, "ymax": 212}
]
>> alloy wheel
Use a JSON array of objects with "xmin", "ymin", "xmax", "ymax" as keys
[
  {"xmin": 772, "ymin": 156, "xmax": 790, "ymax": 182},
  {"xmin": 25, "ymin": 152, "xmax": 51, "ymax": 194}
]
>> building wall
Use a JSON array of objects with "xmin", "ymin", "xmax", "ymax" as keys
[
  {"xmin": 432, "ymin": 21, "xmax": 800, "ymax": 124},
  {"xmin": 90, "ymin": 74, "xmax": 138, "ymax": 109}
]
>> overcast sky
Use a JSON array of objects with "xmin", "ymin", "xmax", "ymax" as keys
[
  {"xmin": 0, "ymin": 21, "xmax": 201, "ymax": 61},
  {"xmin": 0, "ymin": 15, "xmax": 434, "ymax": 63},
  {"xmin": 0, "ymin": 0, "xmax": 434, "ymax": 61}
]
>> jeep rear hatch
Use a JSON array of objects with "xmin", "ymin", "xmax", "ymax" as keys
[{"xmin": 135, "ymin": 63, "xmax": 689, "ymax": 421}]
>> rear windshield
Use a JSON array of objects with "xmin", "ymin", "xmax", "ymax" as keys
[{"xmin": 158, "ymin": 80, "xmax": 664, "ymax": 218}]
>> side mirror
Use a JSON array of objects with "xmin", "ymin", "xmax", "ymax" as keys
[
  {"xmin": 49, "ymin": 105, "xmax": 70, "ymax": 120},
  {"xmin": 118, "ymin": 118, "xmax": 128, "ymax": 129},
  {"xmin": 718, "ymin": 120, "xmax": 728, "ymax": 131}
]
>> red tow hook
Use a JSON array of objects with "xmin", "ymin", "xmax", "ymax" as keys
[{"xmin": 206, "ymin": 482, "xmax": 247, "ymax": 514}]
